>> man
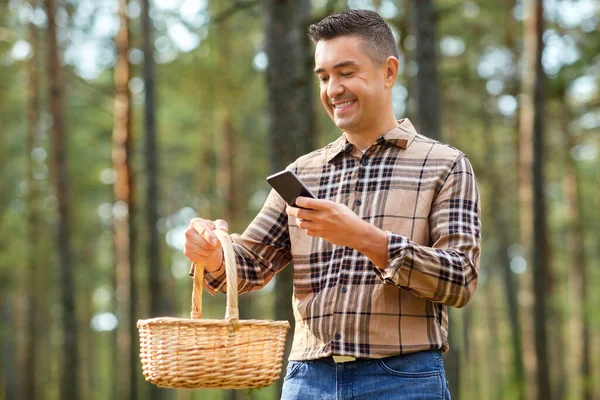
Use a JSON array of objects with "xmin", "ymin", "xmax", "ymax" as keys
[{"xmin": 184, "ymin": 9, "xmax": 480, "ymax": 400}]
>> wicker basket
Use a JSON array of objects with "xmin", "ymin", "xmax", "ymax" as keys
[{"xmin": 137, "ymin": 230, "xmax": 290, "ymax": 389}]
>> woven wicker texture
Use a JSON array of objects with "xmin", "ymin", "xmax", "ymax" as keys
[{"xmin": 137, "ymin": 230, "xmax": 290, "ymax": 389}]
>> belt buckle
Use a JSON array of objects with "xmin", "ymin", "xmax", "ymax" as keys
[{"xmin": 332, "ymin": 355, "xmax": 356, "ymax": 364}]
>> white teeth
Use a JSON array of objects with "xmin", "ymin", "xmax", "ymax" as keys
[{"xmin": 334, "ymin": 100, "xmax": 355, "ymax": 109}]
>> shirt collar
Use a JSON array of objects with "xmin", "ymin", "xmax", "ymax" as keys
[{"xmin": 325, "ymin": 118, "xmax": 418, "ymax": 163}]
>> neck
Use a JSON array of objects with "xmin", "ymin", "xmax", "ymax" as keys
[{"xmin": 344, "ymin": 113, "xmax": 398, "ymax": 150}]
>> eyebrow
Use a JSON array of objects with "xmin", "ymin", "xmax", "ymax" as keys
[{"xmin": 314, "ymin": 60, "xmax": 358, "ymax": 74}]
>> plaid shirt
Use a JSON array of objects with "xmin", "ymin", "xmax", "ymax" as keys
[{"xmin": 204, "ymin": 118, "xmax": 481, "ymax": 360}]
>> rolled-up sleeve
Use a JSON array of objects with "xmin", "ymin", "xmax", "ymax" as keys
[
  {"xmin": 203, "ymin": 188, "xmax": 294, "ymax": 295},
  {"xmin": 374, "ymin": 154, "xmax": 481, "ymax": 308}
]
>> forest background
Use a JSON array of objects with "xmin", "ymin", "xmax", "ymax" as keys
[{"xmin": 0, "ymin": 0, "xmax": 598, "ymax": 399}]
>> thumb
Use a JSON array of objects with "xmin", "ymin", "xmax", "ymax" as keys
[{"xmin": 214, "ymin": 219, "xmax": 229, "ymax": 233}]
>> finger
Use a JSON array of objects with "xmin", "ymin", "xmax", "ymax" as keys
[
  {"xmin": 183, "ymin": 247, "xmax": 204, "ymax": 262},
  {"xmin": 297, "ymin": 219, "xmax": 316, "ymax": 231},
  {"xmin": 189, "ymin": 223, "xmax": 220, "ymax": 248},
  {"xmin": 289, "ymin": 206, "xmax": 318, "ymax": 222},
  {"xmin": 295, "ymin": 197, "xmax": 326, "ymax": 210},
  {"xmin": 184, "ymin": 240, "xmax": 220, "ymax": 259},
  {"xmin": 185, "ymin": 239, "xmax": 217, "ymax": 255},
  {"xmin": 186, "ymin": 250, "xmax": 217, "ymax": 263},
  {"xmin": 191, "ymin": 220, "xmax": 219, "ymax": 246},
  {"xmin": 286, "ymin": 206, "xmax": 299, "ymax": 217},
  {"xmin": 214, "ymin": 219, "xmax": 229, "ymax": 233},
  {"xmin": 192, "ymin": 248, "xmax": 219, "ymax": 258},
  {"xmin": 189, "ymin": 217, "xmax": 215, "ymax": 230}
]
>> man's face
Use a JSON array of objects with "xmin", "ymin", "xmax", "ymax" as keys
[{"xmin": 314, "ymin": 36, "xmax": 388, "ymax": 135}]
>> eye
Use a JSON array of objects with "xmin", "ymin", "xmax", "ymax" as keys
[
  {"xmin": 341, "ymin": 72, "xmax": 354, "ymax": 77},
  {"xmin": 319, "ymin": 76, "xmax": 329, "ymax": 83}
]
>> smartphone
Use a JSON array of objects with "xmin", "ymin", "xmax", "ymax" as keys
[{"xmin": 266, "ymin": 169, "xmax": 316, "ymax": 207}]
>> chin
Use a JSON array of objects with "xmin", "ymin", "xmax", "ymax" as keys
[{"xmin": 334, "ymin": 118, "xmax": 355, "ymax": 131}]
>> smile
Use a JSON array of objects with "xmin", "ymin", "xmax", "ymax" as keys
[{"xmin": 333, "ymin": 100, "xmax": 356, "ymax": 110}]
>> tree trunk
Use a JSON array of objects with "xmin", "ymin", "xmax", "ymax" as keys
[
  {"xmin": 44, "ymin": 0, "xmax": 80, "ymax": 398},
  {"xmin": 25, "ymin": 6, "xmax": 41, "ymax": 398},
  {"xmin": 140, "ymin": 0, "xmax": 170, "ymax": 396},
  {"xmin": 561, "ymin": 96, "xmax": 592, "ymax": 400},
  {"xmin": 525, "ymin": 1, "xmax": 551, "ymax": 399},
  {"xmin": 485, "ymin": 278, "xmax": 505, "ymax": 400},
  {"xmin": 413, "ymin": 0, "xmax": 441, "ymax": 140},
  {"xmin": 265, "ymin": 0, "xmax": 314, "ymax": 396},
  {"xmin": 445, "ymin": 309, "xmax": 461, "ymax": 399},
  {"xmin": 112, "ymin": 0, "xmax": 137, "ymax": 398},
  {"xmin": 481, "ymin": 84, "xmax": 525, "ymax": 400},
  {"xmin": 141, "ymin": 0, "xmax": 166, "ymax": 316},
  {"xmin": 79, "ymin": 245, "xmax": 96, "ymax": 400},
  {"xmin": 215, "ymin": 19, "xmax": 239, "ymax": 228},
  {"xmin": 518, "ymin": 0, "xmax": 535, "ymax": 257},
  {"xmin": 461, "ymin": 307, "xmax": 474, "ymax": 399},
  {"xmin": 0, "ymin": 31, "xmax": 17, "ymax": 399},
  {"xmin": 1, "ymin": 298, "xmax": 19, "ymax": 400},
  {"xmin": 469, "ymin": 294, "xmax": 486, "ymax": 400},
  {"xmin": 391, "ymin": 2, "xmax": 415, "ymax": 122},
  {"xmin": 594, "ymin": 141, "xmax": 600, "ymax": 400},
  {"xmin": 504, "ymin": 0, "xmax": 535, "ymax": 396}
]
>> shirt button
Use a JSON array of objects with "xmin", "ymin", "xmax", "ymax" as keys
[
  {"xmin": 335, "ymin": 333, "xmax": 341, "ymax": 340},
  {"xmin": 341, "ymin": 287, "xmax": 347, "ymax": 293},
  {"xmin": 361, "ymin": 158, "xmax": 368, "ymax": 166},
  {"xmin": 355, "ymin": 199, "xmax": 362, "ymax": 206}
]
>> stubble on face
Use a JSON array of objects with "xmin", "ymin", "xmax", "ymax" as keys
[{"xmin": 314, "ymin": 36, "xmax": 387, "ymax": 137}]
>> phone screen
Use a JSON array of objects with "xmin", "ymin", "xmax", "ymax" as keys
[{"xmin": 266, "ymin": 170, "xmax": 316, "ymax": 208}]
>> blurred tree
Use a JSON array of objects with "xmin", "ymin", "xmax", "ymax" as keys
[
  {"xmin": 141, "ymin": 0, "xmax": 167, "ymax": 330},
  {"xmin": 265, "ymin": 0, "xmax": 315, "ymax": 396},
  {"xmin": 111, "ymin": 0, "xmax": 138, "ymax": 398},
  {"xmin": 489, "ymin": 126, "xmax": 526, "ymax": 400},
  {"xmin": 517, "ymin": 2, "xmax": 538, "ymax": 391},
  {"xmin": 561, "ymin": 92, "xmax": 592, "ymax": 400},
  {"xmin": 44, "ymin": 0, "xmax": 80, "ymax": 398},
  {"xmin": 413, "ymin": 0, "xmax": 441, "ymax": 140},
  {"xmin": 518, "ymin": 1, "xmax": 535, "ymax": 254},
  {"xmin": 0, "ymin": 30, "xmax": 19, "ymax": 393},
  {"xmin": 216, "ymin": 19, "xmax": 241, "ymax": 246},
  {"xmin": 390, "ymin": 1, "xmax": 416, "ymax": 122},
  {"xmin": 481, "ymin": 85, "xmax": 523, "ymax": 400},
  {"xmin": 0, "ymin": 301, "xmax": 18, "ymax": 400},
  {"xmin": 522, "ymin": 0, "xmax": 552, "ymax": 399},
  {"xmin": 25, "ymin": 1, "xmax": 41, "ymax": 398},
  {"xmin": 500, "ymin": 1, "xmax": 526, "ymax": 398},
  {"xmin": 141, "ymin": 0, "xmax": 170, "ymax": 396}
]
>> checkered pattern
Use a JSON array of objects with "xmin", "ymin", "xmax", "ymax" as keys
[{"xmin": 204, "ymin": 119, "xmax": 481, "ymax": 361}]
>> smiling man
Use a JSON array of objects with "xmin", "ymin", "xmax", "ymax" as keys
[{"xmin": 184, "ymin": 9, "xmax": 480, "ymax": 400}]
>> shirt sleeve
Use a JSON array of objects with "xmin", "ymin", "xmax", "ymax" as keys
[
  {"xmin": 203, "ymin": 187, "xmax": 293, "ymax": 295},
  {"xmin": 373, "ymin": 154, "xmax": 481, "ymax": 308}
]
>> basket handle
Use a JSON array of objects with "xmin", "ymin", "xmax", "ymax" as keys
[{"xmin": 191, "ymin": 230, "xmax": 239, "ymax": 322}]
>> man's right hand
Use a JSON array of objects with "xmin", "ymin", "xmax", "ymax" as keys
[{"xmin": 184, "ymin": 218, "xmax": 229, "ymax": 273}]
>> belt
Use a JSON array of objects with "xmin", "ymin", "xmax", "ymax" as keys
[{"xmin": 332, "ymin": 355, "xmax": 357, "ymax": 363}]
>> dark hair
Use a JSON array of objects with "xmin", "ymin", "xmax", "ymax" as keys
[{"xmin": 308, "ymin": 9, "xmax": 400, "ymax": 64}]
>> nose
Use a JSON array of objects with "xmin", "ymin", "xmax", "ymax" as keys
[{"xmin": 325, "ymin": 76, "xmax": 344, "ymax": 100}]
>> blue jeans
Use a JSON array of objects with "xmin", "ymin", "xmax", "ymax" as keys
[{"xmin": 281, "ymin": 350, "xmax": 451, "ymax": 400}]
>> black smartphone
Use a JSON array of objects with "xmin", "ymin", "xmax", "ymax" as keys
[{"xmin": 266, "ymin": 170, "xmax": 316, "ymax": 207}]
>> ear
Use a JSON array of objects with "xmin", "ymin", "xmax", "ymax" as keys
[{"xmin": 383, "ymin": 56, "xmax": 399, "ymax": 88}]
